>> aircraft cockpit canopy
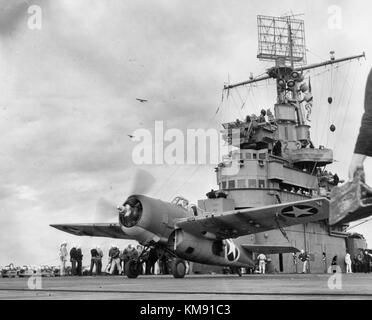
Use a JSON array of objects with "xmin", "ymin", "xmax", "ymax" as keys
[
  {"xmin": 171, "ymin": 196, "xmax": 189, "ymax": 209},
  {"xmin": 172, "ymin": 196, "xmax": 202, "ymax": 217}
]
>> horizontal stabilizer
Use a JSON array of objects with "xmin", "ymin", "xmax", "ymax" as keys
[
  {"xmin": 330, "ymin": 169, "xmax": 372, "ymax": 225},
  {"xmin": 241, "ymin": 244, "xmax": 299, "ymax": 254}
]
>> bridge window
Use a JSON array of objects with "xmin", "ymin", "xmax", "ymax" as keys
[
  {"xmin": 259, "ymin": 153, "xmax": 266, "ymax": 160},
  {"xmin": 221, "ymin": 181, "xmax": 227, "ymax": 189},
  {"xmin": 245, "ymin": 153, "xmax": 252, "ymax": 160},
  {"xmin": 237, "ymin": 179, "xmax": 246, "ymax": 188},
  {"xmin": 258, "ymin": 180, "xmax": 266, "ymax": 188},
  {"xmin": 248, "ymin": 179, "xmax": 257, "ymax": 188},
  {"xmin": 253, "ymin": 153, "xmax": 257, "ymax": 159},
  {"xmin": 284, "ymin": 126, "xmax": 289, "ymax": 140},
  {"xmin": 228, "ymin": 180, "xmax": 235, "ymax": 189}
]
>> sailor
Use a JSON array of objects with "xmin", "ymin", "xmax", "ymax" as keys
[
  {"xmin": 356, "ymin": 252, "xmax": 363, "ymax": 273},
  {"xmin": 76, "ymin": 246, "xmax": 83, "ymax": 276},
  {"xmin": 182, "ymin": 199, "xmax": 189, "ymax": 208},
  {"xmin": 216, "ymin": 190, "xmax": 227, "ymax": 198},
  {"xmin": 106, "ymin": 244, "xmax": 114, "ymax": 273},
  {"xmin": 292, "ymin": 253, "xmax": 298, "ymax": 273},
  {"xmin": 146, "ymin": 248, "xmax": 158, "ymax": 275},
  {"xmin": 352, "ymin": 254, "xmax": 358, "ymax": 273},
  {"xmin": 96, "ymin": 246, "xmax": 103, "ymax": 275},
  {"xmin": 266, "ymin": 109, "xmax": 275, "ymax": 123},
  {"xmin": 158, "ymin": 252, "xmax": 169, "ymax": 274},
  {"xmin": 345, "ymin": 252, "xmax": 352, "ymax": 273},
  {"xmin": 136, "ymin": 245, "xmax": 144, "ymax": 274},
  {"xmin": 258, "ymin": 109, "xmax": 266, "ymax": 123},
  {"xmin": 89, "ymin": 246, "xmax": 99, "ymax": 276},
  {"xmin": 299, "ymin": 249, "xmax": 309, "ymax": 273},
  {"xmin": 120, "ymin": 245, "xmax": 130, "ymax": 275},
  {"xmin": 70, "ymin": 245, "xmax": 77, "ymax": 276},
  {"xmin": 59, "ymin": 242, "xmax": 68, "ymax": 276},
  {"xmin": 322, "ymin": 252, "xmax": 327, "ymax": 273},
  {"xmin": 206, "ymin": 189, "xmax": 216, "ymax": 199},
  {"xmin": 349, "ymin": 68, "xmax": 372, "ymax": 179},
  {"xmin": 129, "ymin": 245, "xmax": 139, "ymax": 262},
  {"xmin": 257, "ymin": 253, "xmax": 266, "ymax": 274},
  {"xmin": 333, "ymin": 174, "xmax": 340, "ymax": 186},
  {"xmin": 109, "ymin": 245, "xmax": 122, "ymax": 275},
  {"xmin": 331, "ymin": 255, "xmax": 338, "ymax": 273},
  {"xmin": 363, "ymin": 250, "xmax": 371, "ymax": 273}
]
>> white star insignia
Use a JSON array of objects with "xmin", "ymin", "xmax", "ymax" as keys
[{"xmin": 283, "ymin": 206, "xmax": 315, "ymax": 218}]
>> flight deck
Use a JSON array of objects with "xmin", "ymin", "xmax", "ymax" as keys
[{"xmin": 0, "ymin": 274, "xmax": 371, "ymax": 300}]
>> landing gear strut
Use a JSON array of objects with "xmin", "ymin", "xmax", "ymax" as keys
[{"xmin": 171, "ymin": 258, "xmax": 187, "ymax": 278}]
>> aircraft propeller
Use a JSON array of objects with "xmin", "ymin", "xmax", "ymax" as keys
[{"xmin": 93, "ymin": 169, "xmax": 155, "ymax": 222}]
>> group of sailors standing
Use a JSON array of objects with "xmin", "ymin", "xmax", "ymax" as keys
[{"xmin": 58, "ymin": 242, "xmax": 174, "ymax": 276}]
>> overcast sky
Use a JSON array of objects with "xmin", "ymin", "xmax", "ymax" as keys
[{"xmin": 1, "ymin": 0, "xmax": 372, "ymax": 267}]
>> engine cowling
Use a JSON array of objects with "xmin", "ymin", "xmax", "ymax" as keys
[{"xmin": 117, "ymin": 195, "xmax": 188, "ymax": 245}]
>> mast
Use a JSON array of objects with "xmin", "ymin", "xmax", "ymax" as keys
[
  {"xmin": 224, "ymin": 52, "xmax": 366, "ymax": 90},
  {"xmin": 220, "ymin": 14, "xmax": 365, "ymax": 170}
]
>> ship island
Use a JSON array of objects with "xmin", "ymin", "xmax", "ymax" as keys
[{"xmin": 192, "ymin": 14, "xmax": 368, "ymax": 274}]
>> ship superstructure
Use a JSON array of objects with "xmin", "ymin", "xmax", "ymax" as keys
[{"xmin": 195, "ymin": 15, "xmax": 367, "ymax": 273}]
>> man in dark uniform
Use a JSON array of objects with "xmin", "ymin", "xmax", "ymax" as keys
[
  {"xmin": 333, "ymin": 174, "xmax": 340, "ymax": 186},
  {"xmin": 298, "ymin": 250, "xmax": 309, "ymax": 273},
  {"xmin": 146, "ymin": 248, "xmax": 158, "ymax": 275},
  {"xmin": 76, "ymin": 246, "xmax": 83, "ymax": 276},
  {"xmin": 349, "ymin": 69, "xmax": 372, "ymax": 179},
  {"xmin": 69, "ymin": 246, "xmax": 77, "ymax": 276},
  {"xmin": 89, "ymin": 247, "xmax": 99, "ymax": 276},
  {"xmin": 363, "ymin": 250, "xmax": 371, "ymax": 273},
  {"xmin": 206, "ymin": 189, "xmax": 216, "ymax": 199}
]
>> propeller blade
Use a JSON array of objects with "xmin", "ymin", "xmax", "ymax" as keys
[
  {"xmin": 94, "ymin": 197, "xmax": 117, "ymax": 222},
  {"xmin": 93, "ymin": 169, "xmax": 155, "ymax": 221},
  {"xmin": 129, "ymin": 169, "xmax": 155, "ymax": 195}
]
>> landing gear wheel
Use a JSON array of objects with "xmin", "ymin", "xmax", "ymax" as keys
[
  {"xmin": 172, "ymin": 259, "xmax": 186, "ymax": 278},
  {"xmin": 125, "ymin": 260, "xmax": 140, "ymax": 278}
]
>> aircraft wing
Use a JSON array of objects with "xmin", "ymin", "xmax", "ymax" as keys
[
  {"xmin": 175, "ymin": 197, "xmax": 329, "ymax": 240},
  {"xmin": 50, "ymin": 223, "xmax": 133, "ymax": 239},
  {"xmin": 241, "ymin": 244, "xmax": 299, "ymax": 254}
]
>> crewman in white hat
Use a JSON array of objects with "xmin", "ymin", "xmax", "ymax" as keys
[{"xmin": 59, "ymin": 241, "xmax": 68, "ymax": 276}]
